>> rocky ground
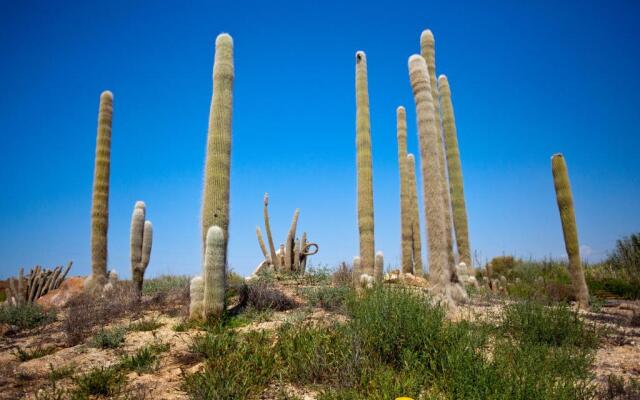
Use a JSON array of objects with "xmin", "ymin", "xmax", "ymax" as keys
[{"xmin": 1, "ymin": 279, "xmax": 639, "ymax": 400}]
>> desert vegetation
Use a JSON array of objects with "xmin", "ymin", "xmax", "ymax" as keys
[{"xmin": 1, "ymin": 27, "xmax": 639, "ymax": 400}]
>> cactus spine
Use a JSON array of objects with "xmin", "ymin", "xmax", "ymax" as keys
[
  {"xmin": 438, "ymin": 75, "xmax": 472, "ymax": 268},
  {"xmin": 203, "ymin": 225, "xmax": 226, "ymax": 319},
  {"xmin": 407, "ymin": 154, "xmax": 424, "ymax": 277},
  {"xmin": 551, "ymin": 154, "xmax": 589, "ymax": 309},
  {"xmin": 89, "ymin": 90, "xmax": 113, "ymax": 290},
  {"xmin": 420, "ymin": 30, "xmax": 455, "ymax": 269},
  {"xmin": 397, "ymin": 106, "xmax": 413, "ymax": 274},
  {"xmin": 130, "ymin": 201, "xmax": 153, "ymax": 295},
  {"xmin": 408, "ymin": 55, "xmax": 448, "ymax": 289},
  {"xmin": 202, "ymin": 33, "xmax": 234, "ymax": 256},
  {"xmin": 374, "ymin": 251, "xmax": 384, "ymax": 283},
  {"xmin": 355, "ymin": 51, "xmax": 375, "ymax": 277}
]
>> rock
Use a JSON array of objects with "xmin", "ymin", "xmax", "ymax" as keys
[
  {"xmin": 246, "ymin": 260, "xmax": 272, "ymax": 282},
  {"xmin": 37, "ymin": 276, "xmax": 85, "ymax": 309}
]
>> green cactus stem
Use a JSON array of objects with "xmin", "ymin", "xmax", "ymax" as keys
[
  {"xmin": 438, "ymin": 75, "xmax": 472, "ymax": 269},
  {"xmin": 355, "ymin": 51, "xmax": 375, "ymax": 278},
  {"xmin": 420, "ymin": 29, "xmax": 455, "ymax": 269},
  {"xmin": 285, "ymin": 209, "xmax": 300, "ymax": 271},
  {"xmin": 89, "ymin": 90, "xmax": 113, "ymax": 290},
  {"xmin": 202, "ymin": 33, "xmax": 234, "ymax": 259},
  {"xmin": 408, "ymin": 55, "xmax": 448, "ymax": 289},
  {"xmin": 256, "ymin": 226, "xmax": 270, "ymax": 263},
  {"xmin": 551, "ymin": 154, "xmax": 589, "ymax": 309},
  {"xmin": 397, "ymin": 106, "xmax": 413, "ymax": 274},
  {"xmin": 130, "ymin": 201, "xmax": 153, "ymax": 296},
  {"xmin": 203, "ymin": 225, "xmax": 226, "ymax": 320},
  {"xmin": 263, "ymin": 193, "xmax": 280, "ymax": 270},
  {"xmin": 407, "ymin": 154, "xmax": 424, "ymax": 277}
]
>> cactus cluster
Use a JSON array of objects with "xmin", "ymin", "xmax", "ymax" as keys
[
  {"xmin": 7, "ymin": 263, "xmax": 72, "ymax": 305},
  {"xmin": 130, "ymin": 201, "xmax": 153, "ymax": 296},
  {"xmin": 254, "ymin": 194, "xmax": 319, "ymax": 275},
  {"xmin": 551, "ymin": 154, "xmax": 589, "ymax": 309}
]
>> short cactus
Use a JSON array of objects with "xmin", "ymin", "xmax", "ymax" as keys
[
  {"xmin": 355, "ymin": 51, "xmax": 375, "ymax": 278},
  {"xmin": 88, "ymin": 90, "xmax": 113, "ymax": 290},
  {"xmin": 203, "ymin": 225, "xmax": 226, "ymax": 320},
  {"xmin": 408, "ymin": 55, "xmax": 448, "ymax": 289},
  {"xmin": 396, "ymin": 106, "xmax": 413, "ymax": 274},
  {"xmin": 130, "ymin": 201, "xmax": 153, "ymax": 296},
  {"xmin": 202, "ymin": 33, "xmax": 234, "ymax": 256},
  {"xmin": 421, "ymin": 29, "xmax": 455, "ymax": 269},
  {"xmin": 352, "ymin": 256, "xmax": 362, "ymax": 287},
  {"xmin": 407, "ymin": 154, "xmax": 424, "ymax": 277},
  {"xmin": 438, "ymin": 75, "xmax": 472, "ymax": 269},
  {"xmin": 551, "ymin": 154, "xmax": 589, "ymax": 309},
  {"xmin": 189, "ymin": 276, "xmax": 204, "ymax": 320},
  {"xmin": 374, "ymin": 251, "xmax": 384, "ymax": 283}
]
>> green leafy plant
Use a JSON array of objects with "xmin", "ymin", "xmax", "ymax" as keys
[
  {"xmin": 0, "ymin": 303, "xmax": 55, "ymax": 330},
  {"xmin": 90, "ymin": 326, "xmax": 126, "ymax": 349},
  {"xmin": 14, "ymin": 345, "xmax": 57, "ymax": 361}
]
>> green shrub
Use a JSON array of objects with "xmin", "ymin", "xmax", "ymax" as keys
[
  {"xmin": 142, "ymin": 275, "xmax": 190, "ymax": 296},
  {"xmin": 0, "ymin": 303, "xmax": 55, "ymax": 330},
  {"xmin": 276, "ymin": 323, "xmax": 354, "ymax": 386},
  {"xmin": 119, "ymin": 342, "xmax": 169, "ymax": 374},
  {"xmin": 500, "ymin": 301, "xmax": 599, "ymax": 348},
  {"xmin": 183, "ymin": 330, "xmax": 276, "ymax": 399},
  {"xmin": 128, "ymin": 317, "xmax": 163, "ymax": 332},
  {"xmin": 606, "ymin": 232, "xmax": 640, "ymax": 273},
  {"xmin": 302, "ymin": 285, "xmax": 353, "ymax": 312},
  {"xmin": 14, "ymin": 345, "xmax": 57, "ymax": 361},
  {"xmin": 90, "ymin": 327, "xmax": 126, "ymax": 349},
  {"xmin": 73, "ymin": 366, "xmax": 126, "ymax": 398}
]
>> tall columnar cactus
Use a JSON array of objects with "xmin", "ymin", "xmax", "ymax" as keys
[
  {"xmin": 420, "ymin": 30, "xmax": 456, "ymax": 269},
  {"xmin": 355, "ymin": 51, "xmax": 375, "ymax": 277},
  {"xmin": 189, "ymin": 276, "xmax": 204, "ymax": 320},
  {"xmin": 551, "ymin": 154, "xmax": 589, "ymax": 309},
  {"xmin": 374, "ymin": 251, "xmax": 384, "ymax": 283},
  {"xmin": 408, "ymin": 55, "xmax": 449, "ymax": 289},
  {"xmin": 130, "ymin": 201, "xmax": 153, "ymax": 295},
  {"xmin": 88, "ymin": 90, "xmax": 113, "ymax": 290},
  {"xmin": 263, "ymin": 193, "xmax": 280, "ymax": 270},
  {"xmin": 407, "ymin": 154, "xmax": 424, "ymax": 277},
  {"xmin": 202, "ymin": 33, "xmax": 234, "ymax": 257},
  {"xmin": 285, "ymin": 209, "xmax": 300, "ymax": 271},
  {"xmin": 203, "ymin": 225, "xmax": 226, "ymax": 319},
  {"xmin": 438, "ymin": 75, "xmax": 472, "ymax": 269},
  {"xmin": 256, "ymin": 226, "xmax": 270, "ymax": 263},
  {"xmin": 396, "ymin": 106, "xmax": 413, "ymax": 274}
]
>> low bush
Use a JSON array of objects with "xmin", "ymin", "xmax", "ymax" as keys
[
  {"xmin": 119, "ymin": 342, "xmax": 169, "ymax": 374},
  {"xmin": 500, "ymin": 301, "xmax": 599, "ymax": 348},
  {"xmin": 302, "ymin": 285, "xmax": 352, "ymax": 312},
  {"xmin": 183, "ymin": 330, "xmax": 276, "ymax": 399},
  {"xmin": 14, "ymin": 345, "xmax": 57, "ymax": 361},
  {"xmin": 128, "ymin": 317, "xmax": 163, "ymax": 332},
  {"xmin": 246, "ymin": 280, "xmax": 298, "ymax": 311},
  {"xmin": 0, "ymin": 303, "xmax": 55, "ymax": 330},
  {"xmin": 183, "ymin": 287, "xmax": 599, "ymax": 399},
  {"xmin": 600, "ymin": 374, "xmax": 640, "ymax": 400},
  {"xmin": 90, "ymin": 326, "xmax": 126, "ymax": 349},
  {"xmin": 142, "ymin": 275, "xmax": 190, "ymax": 296},
  {"xmin": 73, "ymin": 366, "xmax": 126, "ymax": 398}
]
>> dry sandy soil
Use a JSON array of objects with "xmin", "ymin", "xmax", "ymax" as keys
[{"xmin": 1, "ymin": 281, "xmax": 638, "ymax": 400}]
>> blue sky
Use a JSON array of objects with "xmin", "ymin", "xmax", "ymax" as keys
[{"xmin": 1, "ymin": 0, "xmax": 639, "ymax": 279}]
